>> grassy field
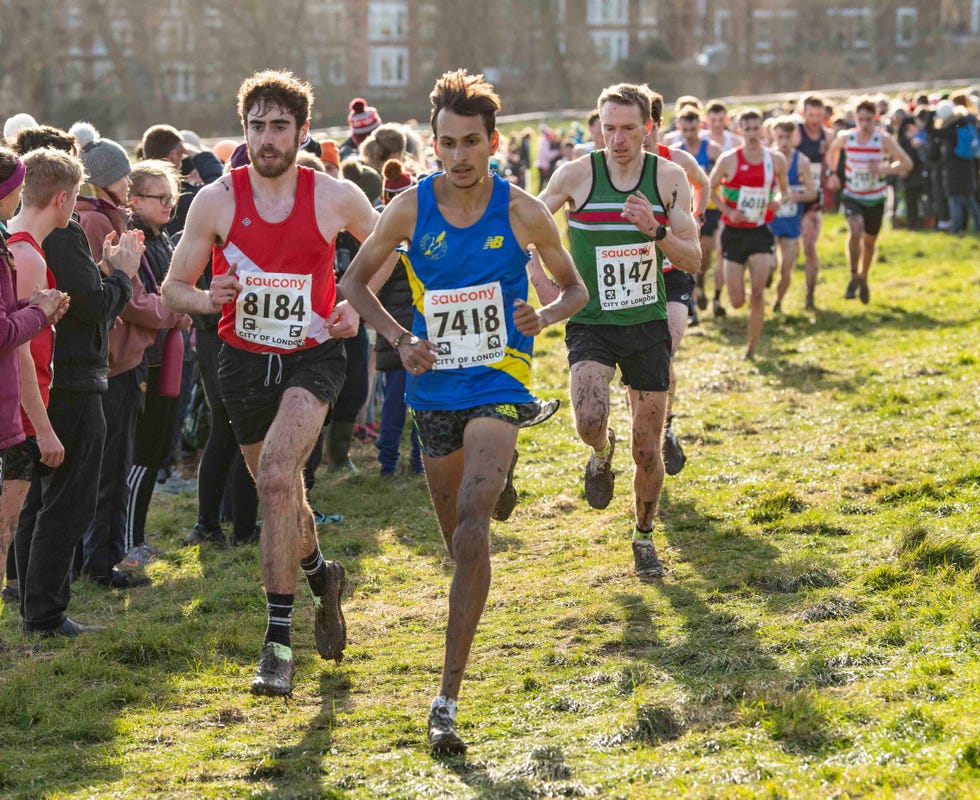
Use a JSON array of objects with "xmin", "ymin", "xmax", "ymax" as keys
[{"xmin": 1, "ymin": 219, "xmax": 979, "ymax": 799}]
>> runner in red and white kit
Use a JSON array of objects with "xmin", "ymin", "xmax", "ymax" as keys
[
  {"xmin": 796, "ymin": 95, "xmax": 834, "ymax": 310},
  {"xmin": 825, "ymin": 97, "xmax": 911, "ymax": 304},
  {"xmin": 709, "ymin": 108, "xmax": 789, "ymax": 358},
  {"xmin": 163, "ymin": 70, "xmax": 382, "ymax": 697}
]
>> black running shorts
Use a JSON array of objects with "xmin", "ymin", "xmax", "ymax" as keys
[
  {"xmin": 701, "ymin": 208, "xmax": 722, "ymax": 238},
  {"xmin": 412, "ymin": 402, "xmax": 538, "ymax": 458},
  {"xmin": 721, "ymin": 225, "xmax": 776, "ymax": 265},
  {"xmin": 663, "ymin": 269, "xmax": 696, "ymax": 305},
  {"xmin": 842, "ymin": 197, "xmax": 885, "ymax": 237},
  {"xmin": 218, "ymin": 339, "xmax": 347, "ymax": 445},
  {"xmin": 565, "ymin": 319, "xmax": 671, "ymax": 392}
]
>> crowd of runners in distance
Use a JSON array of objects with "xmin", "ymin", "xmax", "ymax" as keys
[{"xmin": 0, "ymin": 73, "xmax": 978, "ymax": 754}]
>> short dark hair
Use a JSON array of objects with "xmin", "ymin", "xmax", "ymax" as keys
[
  {"xmin": 141, "ymin": 124, "xmax": 183, "ymax": 160},
  {"xmin": 677, "ymin": 105, "xmax": 702, "ymax": 124},
  {"xmin": 237, "ymin": 70, "xmax": 314, "ymax": 128},
  {"xmin": 597, "ymin": 83, "xmax": 654, "ymax": 125},
  {"xmin": 855, "ymin": 97, "xmax": 876, "ymax": 116},
  {"xmin": 429, "ymin": 69, "xmax": 500, "ymax": 136},
  {"xmin": 587, "ymin": 110, "xmax": 600, "ymax": 127},
  {"xmin": 706, "ymin": 100, "xmax": 727, "ymax": 115},
  {"xmin": 0, "ymin": 146, "xmax": 20, "ymax": 183},
  {"xmin": 802, "ymin": 94, "xmax": 825, "ymax": 110},
  {"xmin": 12, "ymin": 125, "xmax": 76, "ymax": 156},
  {"xmin": 738, "ymin": 107, "xmax": 763, "ymax": 124}
]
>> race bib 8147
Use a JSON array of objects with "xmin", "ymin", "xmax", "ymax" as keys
[{"xmin": 595, "ymin": 243, "xmax": 657, "ymax": 311}]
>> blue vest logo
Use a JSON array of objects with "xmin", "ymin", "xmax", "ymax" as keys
[{"xmin": 420, "ymin": 230, "xmax": 448, "ymax": 260}]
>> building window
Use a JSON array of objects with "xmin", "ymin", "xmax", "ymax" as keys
[
  {"xmin": 368, "ymin": 46, "xmax": 409, "ymax": 86},
  {"xmin": 714, "ymin": 8, "xmax": 732, "ymax": 45},
  {"xmin": 327, "ymin": 53, "xmax": 346, "ymax": 85},
  {"xmin": 639, "ymin": 0, "xmax": 657, "ymax": 26},
  {"xmin": 751, "ymin": 8, "xmax": 797, "ymax": 64},
  {"xmin": 165, "ymin": 63, "xmax": 196, "ymax": 103},
  {"xmin": 368, "ymin": 1, "xmax": 408, "ymax": 41},
  {"xmin": 827, "ymin": 7, "xmax": 872, "ymax": 49},
  {"xmin": 587, "ymin": 0, "xmax": 628, "ymax": 25},
  {"xmin": 590, "ymin": 30, "xmax": 629, "ymax": 66},
  {"xmin": 896, "ymin": 7, "xmax": 917, "ymax": 46}
]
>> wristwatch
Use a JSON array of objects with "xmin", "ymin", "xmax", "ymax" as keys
[
  {"xmin": 392, "ymin": 331, "xmax": 420, "ymax": 348},
  {"xmin": 651, "ymin": 224, "xmax": 668, "ymax": 242}
]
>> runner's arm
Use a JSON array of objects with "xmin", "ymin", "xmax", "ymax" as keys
[
  {"xmin": 772, "ymin": 151, "xmax": 789, "ymax": 212},
  {"xmin": 708, "ymin": 152, "xmax": 735, "ymax": 213},
  {"xmin": 825, "ymin": 133, "xmax": 845, "ymax": 191},
  {"xmin": 881, "ymin": 134, "xmax": 913, "ymax": 176},
  {"xmin": 512, "ymin": 196, "xmax": 587, "ymax": 333},
  {"xmin": 537, "ymin": 159, "xmax": 577, "ymax": 214},
  {"xmin": 673, "ymin": 148, "xmax": 710, "ymax": 216},
  {"xmin": 340, "ymin": 192, "xmax": 423, "ymax": 349},
  {"xmin": 162, "ymin": 184, "xmax": 234, "ymax": 315},
  {"xmin": 653, "ymin": 165, "xmax": 701, "ymax": 275},
  {"xmin": 798, "ymin": 155, "xmax": 818, "ymax": 203}
]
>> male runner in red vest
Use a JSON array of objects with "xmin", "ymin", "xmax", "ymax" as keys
[{"xmin": 163, "ymin": 70, "xmax": 380, "ymax": 697}]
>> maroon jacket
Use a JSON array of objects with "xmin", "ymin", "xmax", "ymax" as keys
[{"xmin": 0, "ymin": 239, "xmax": 48, "ymax": 450}]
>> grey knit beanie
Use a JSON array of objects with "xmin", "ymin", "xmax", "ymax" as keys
[{"xmin": 69, "ymin": 121, "xmax": 131, "ymax": 187}]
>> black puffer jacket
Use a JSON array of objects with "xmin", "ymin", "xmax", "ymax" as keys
[
  {"xmin": 132, "ymin": 215, "xmax": 175, "ymax": 366},
  {"xmin": 42, "ymin": 218, "xmax": 133, "ymax": 393}
]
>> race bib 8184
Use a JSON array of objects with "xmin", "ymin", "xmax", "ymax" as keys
[{"xmin": 235, "ymin": 271, "xmax": 312, "ymax": 350}]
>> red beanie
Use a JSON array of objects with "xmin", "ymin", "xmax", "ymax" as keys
[
  {"xmin": 348, "ymin": 98, "xmax": 381, "ymax": 142},
  {"xmin": 382, "ymin": 159, "xmax": 414, "ymax": 205}
]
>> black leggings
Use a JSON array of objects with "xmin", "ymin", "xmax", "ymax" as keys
[
  {"xmin": 124, "ymin": 365, "xmax": 178, "ymax": 550},
  {"xmin": 332, "ymin": 322, "xmax": 370, "ymax": 423},
  {"xmin": 196, "ymin": 329, "xmax": 258, "ymax": 539}
]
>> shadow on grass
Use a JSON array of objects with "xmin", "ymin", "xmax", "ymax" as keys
[
  {"xmin": 251, "ymin": 672, "xmax": 352, "ymax": 799},
  {"xmin": 607, "ymin": 495, "xmax": 847, "ymax": 753}
]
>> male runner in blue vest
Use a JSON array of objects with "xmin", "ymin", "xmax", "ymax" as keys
[{"xmin": 341, "ymin": 69, "xmax": 586, "ymax": 754}]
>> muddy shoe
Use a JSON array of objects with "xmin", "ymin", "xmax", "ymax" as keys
[
  {"xmin": 844, "ymin": 275, "xmax": 860, "ymax": 300},
  {"xmin": 251, "ymin": 642, "xmax": 295, "ymax": 697},
  {"xmin": 492, "ymin": 451, "xmax": 519, "ymax": 522},
  {"xmin": 632, "ymin": 539, "xmax": 665, "ymax": 579},
  {"xmin": 662, "ymin": 422, "xmax": 686, "ymax": 476},
  {"xmin": 584, "ymin": 428, "xmax": 616, "ymax": 509},
  {"xmin": 314, "ymin": 561, "xmax": 347, "ymax": 662},
  {"xmin": 428, "ymin": 699, "xmax": 466, "ymax": 754},
  {"xmin": 519, "ymin": 397, "xmax": 560, "ymax": 429}
]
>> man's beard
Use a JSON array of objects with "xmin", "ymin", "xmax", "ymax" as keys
[{"xmin": 249, "ymin": 140, "xmax": 299, "ymax": 178}]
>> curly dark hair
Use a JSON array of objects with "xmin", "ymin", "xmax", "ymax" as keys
[
  {"xmin": 237, "ymin": 70, "xmax": 314, "ymax": 128},
  {"xmin": 12, "ymin": 125, "xmax": 76, "ymax": 156}
]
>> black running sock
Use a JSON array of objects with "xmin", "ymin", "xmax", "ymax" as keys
[
  {"xmin": 301, "ymin": 548, "xmax": 329, "ymax": 597},
  {"xmin": 264, "ymin": 592, "xmax": 294, "ymax": 648}
]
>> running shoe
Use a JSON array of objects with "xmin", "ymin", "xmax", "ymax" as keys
[
  {"xmin": 695, "ymin": 285, "xmax": 708, "ymax": 310},
  {"xmin": 859, "ymin": 278, "xmax": 870, "ymax": 304},
  {"xmin": 250, "ymin": 642, "xmax": 296, "ymax": 697},
  {"xmin": 428, "ymin": 700, "xmax": 467, "ymax": 754},
  {"xmin": 712, "ymin": 298, "xmax": 726, "ymax": 318},
  {"xmin": 314, "ymin": 561, "xmax": 347, "ymax": 662},
  {"xmin": 117, "ymin": 544, "xmax": 160, "ymax": 574},
  {"xmin": 662, "ymin": 422, "xmax": 686, "ymax": 476},
  {"xmin": 492, "ymin": 451, "xmax": 519, "ymax": 522},
  {"xmin": 805, "ymin": 290, "xmax": 815, "ymax": 311},
  {"xmin": 772, "ymin": 300, "xmax": 782, "ymax": 313},
  {"xmin": 584, "ymin": 428, "xmax": 616, "ymax": 509},
  {"xmin": 844, "ymin": 275, "xmax": 860, "ymax": 300},
  {"xmin": 519, "ymin": 397, "xmax": 560, "ymax": 429},
  {"xmin": 632, "ymin": 539, "xmax": 665, "ymax": 579}
]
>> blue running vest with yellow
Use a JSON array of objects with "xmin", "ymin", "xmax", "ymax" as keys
[{"xmin": 402, "ymin": 172, "xmax": 534, "ymax": 411}]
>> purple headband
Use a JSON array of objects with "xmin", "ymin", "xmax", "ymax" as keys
[{"xmin": 0, "ymin": 158, "xmax": 26, "ymax": 200}]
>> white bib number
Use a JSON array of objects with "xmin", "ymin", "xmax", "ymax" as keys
[
  {"xmin": 236, "ymin": 271, "xmax": 312, "ymax": 350},
  {"xmin": 737, "ymin": 186, "xmax": 770, "ymax": 223},
  {"xmin": 849, "ymin": 166, "xmax": 880, "ymax": 193},
  {"xmin": 595, "ymin": 243, "xmax": 658, "ymax": 311},
  {"xmin": 809, "ymin": 162, "xmax": 823, "ymax": 185},
  {"xmin": 776, "ymin": 186, "xmax": 802, "ymax": 218},
  {"xmin": 424, "ymin": 281, "xmax": 506, "ymax": 370}
]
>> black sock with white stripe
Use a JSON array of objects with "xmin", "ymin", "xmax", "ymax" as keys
[
  {"xmin": 264, "ymin": 592, "xmax": 294, "ymax": 648},
  {"xmin": 301, "ymin": 548, "xmax": 329, "ymax": 598}
]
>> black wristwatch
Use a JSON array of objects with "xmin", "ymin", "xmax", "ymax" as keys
[
  {"xmin": 651, "ymin": 224, "xmax": 668, "ymax": 242},
  {"xmin": 392, "ymin": 331, "xmax": 420, "ymax": 348}
]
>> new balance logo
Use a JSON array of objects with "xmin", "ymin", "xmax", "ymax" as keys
[{"xmin": 483, "ymin": 236, "xmax": 504, "ymax": 249}]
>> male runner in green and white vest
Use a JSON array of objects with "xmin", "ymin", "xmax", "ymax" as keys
[{"xmin": 540, "ymin": 83, "xmax": 700, "ymax": 578}]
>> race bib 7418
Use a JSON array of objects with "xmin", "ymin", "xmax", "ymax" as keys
[{"xmin": 424, "ymin": 281, "xmax": 506, "ymax": 370}]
